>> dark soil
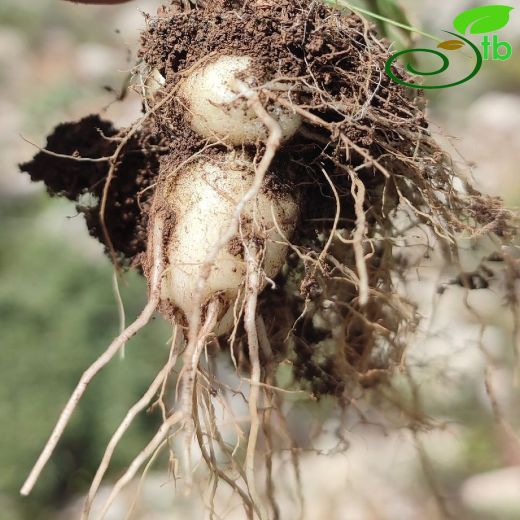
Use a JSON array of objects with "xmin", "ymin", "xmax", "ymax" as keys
[
  {"xmin": 20, "ymin": 115, "xmax": 164, "ymax": 265},
  {"xmin": 140, "ymin": 0, "xmax": 427, "ymax": 163}
]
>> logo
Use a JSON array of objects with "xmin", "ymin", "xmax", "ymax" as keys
[{"xmin": 385, "ymin": 5, "xmax": 514, "ymax": 89}]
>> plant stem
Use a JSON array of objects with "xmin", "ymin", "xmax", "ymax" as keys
[{"xmin": 323, "ymin": 0, "xmax": 442, "ymax": 43}]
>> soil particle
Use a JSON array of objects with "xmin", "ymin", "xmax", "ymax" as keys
[{"xmin": 227, "ymin": 236, "xmax": 244, "ymax": 259}]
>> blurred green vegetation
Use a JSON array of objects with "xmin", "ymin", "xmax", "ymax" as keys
[
  {"xmin": 0, "ymin": 0, "xmax": 113, "ymax": 46},
  {"xmin": 0, "ymin": 196, "xmax": 171, "ymax": 518}
]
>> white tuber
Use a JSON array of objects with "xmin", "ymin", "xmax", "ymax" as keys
[
  {"xmin": 159, "ymin": 151, "xmax": 300, "ymax": 332},
  {"xmin": 178, "ymin": 55, "xmax": 301, "ymax": 145}
]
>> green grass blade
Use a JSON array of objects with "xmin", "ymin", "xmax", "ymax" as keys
[{"xmin": 323, "ymin": 0, "xmax": 442, "ymax": 43}]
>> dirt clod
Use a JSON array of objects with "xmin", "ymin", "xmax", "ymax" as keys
[{"xmin": 21, "ymin": 115, "xmax": 164, "ymax": 264}]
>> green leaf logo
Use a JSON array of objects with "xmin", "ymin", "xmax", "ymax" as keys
[
  {"xmin": 453, "ymin": 5, "xmax": 513, "ymax": 35},
  {"xmin": 437, "ymin": 39, "xmax": 466, "ymax": 50}
]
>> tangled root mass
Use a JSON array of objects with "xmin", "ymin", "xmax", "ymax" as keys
[
  {"xmin": 22, "ymin": 0, "xmax": 513, "ymax": 395},
  {"xmin": 20, "ymin": 1, "xmax": 516, "ymax": 515}
]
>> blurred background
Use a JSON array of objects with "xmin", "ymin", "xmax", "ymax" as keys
[{"xmin": 0, "ymin": 1, "xmax": 519, "ymax": 518}]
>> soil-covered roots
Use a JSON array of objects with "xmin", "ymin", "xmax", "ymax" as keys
[{"xmin": 18, "ymin": 0, "xmax": 517, "ymax": 517}]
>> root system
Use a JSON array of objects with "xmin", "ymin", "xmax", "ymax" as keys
[{"xmin": 19, "ymin": 0, "xmax": 516, "ymax": 517}]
